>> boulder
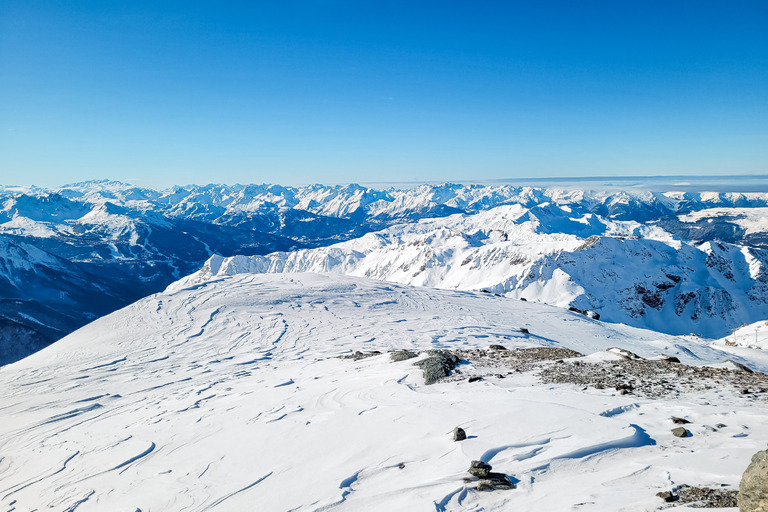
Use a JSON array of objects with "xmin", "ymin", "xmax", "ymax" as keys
[
  {"xmin": 453, "ymin": 427, "xmax": 466, "ymax": 442},
  {"xmin": 672, "ymin": 427, "xmax": 690, "ymax": 437},
  {"xmin": 468, "ymin": 460, "xmax": 492, "ymax": 478},
  {"xmin": 413, "ymin": 351, "xmax": 461, "ymax": 384},
  {"xmin": 477, "ymin": 472, "xmax": 515, "ymax": 491},
  {"xmin": 656, "ymin": 490, "xmax": 675, "ymax": 502},
  {"xmin": 489, "ymin": 344, "xmax": 507, "ymax": 351},
  {"xmin": 739, "ymin": 447, "xmax": 768, "ymax": 512},
  {"xmin": 390, "ymin": 350, "xmax": 417, "ymax": 362}
]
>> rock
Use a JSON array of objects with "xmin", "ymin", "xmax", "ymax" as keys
[
  {"xmin": 520, "ymin": 328, "xmax": 529, "ymax": 334},
  {"xmin": 476, "ymin": 472, "xmax": 515, "ymax": 491},
  {"xmin": 390, "ymin": 350, "xmax": 417, "ymax": 362},
  {"xmin": 677, "ymin": 485, "xmax": 737, "ymax": 507},
  {"xmin": 656, "ymin": 490, "xmax": 675, "ymax": 502},
  {"xmin": 468, "ymin": 460, "xmax": 492, "ymax": 478},
  {"xmin": 672, "ymin": 417, "xmax": 692, "ymax": 424},
  {"xmin": 489, "ymin": 344, "xmax": 507, "ymax": 351},
  {"xmin": 660, "ymin": 354, "xmax": 681, "ymax": 363},
  {"xmin": 468, "ymin": 376, "xmax": 483, "ymax": 383},
  {"xmin": 739, "ymin": 446, "xmax": 768, "ymax": 512},
  {"xmin": 672, "ymin": 427, "xmax": 690, "ymax": 437},
  {"xmin": 453, "ymin": 427, "xmax": 466, "ymax": 441},
  {"xmin": 413, "ymin": 351, "xmax": 461, "ymax": 384}
]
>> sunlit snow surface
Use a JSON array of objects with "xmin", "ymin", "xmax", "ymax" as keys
[{"xmin": 1, "ymin": 273, "xmax": 767, "ymax": 511}]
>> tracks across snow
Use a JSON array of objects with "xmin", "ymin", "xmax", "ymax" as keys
[{"xmin": 0, "ymin": 273, "xmax": 766, "ymax": 511}]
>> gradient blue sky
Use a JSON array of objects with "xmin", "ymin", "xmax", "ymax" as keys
[{"xmin": 1, "ymin": 1, "xmax": 767, "ymax": 188}]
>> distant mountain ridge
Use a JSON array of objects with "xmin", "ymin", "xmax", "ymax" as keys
[{"xmin": 2, "ymin": 180, "xmax": 768, "ymax": 363}]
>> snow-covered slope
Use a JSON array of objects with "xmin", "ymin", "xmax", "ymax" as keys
[
  {"xmin": 175, "ymin": 205, "xmax": 768, "ymax": 339},
  {"xmin": 1, "ymin": 273, "xmax": 766, "ymax": 511}
]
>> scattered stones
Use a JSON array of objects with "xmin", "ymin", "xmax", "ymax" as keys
[
  {"xmin": 398, "ymin": 345, "xmax": 768, "ymax": 399},
  {"xmin": 672, "ymin": 417, "xmax": 692, "ymax": 424},
  {"xmin": 539, "ymin": 355, "xmax": 768, "ymax": 400},
  {"xmin": 413, "ymin": 351, "xmax": 461, "ymax": 385},
  {"xmin": 676, "ymin": 485, "xmax": 737, "ymax": 508},
  {"xmin": 341, "ymin": 350, "xmax": 381, "ymax": 360},
  {"xmin": 672, "ymin": 427, "xmax": 690, "ymax": 437},
  {"xmin": 390, "ymin": 350, "xmax": 417, "ymax": 362},
  {"xmin": 656, "ymin": 490, "xmax": 675, "ymax": 502},
  {"xmin": 739, "ymin": 446, "xmax": 768, "ymax": 512},
  {"xmin": 489, "ymin": 344, "xmax": 507, "ymax": 351},
  {"xmin": 468, "ymin": 460, "xmax": 492, "ymax": 478},
  {"xmin": 453, "ymin": 427, "xmax": 466, "ymax": 441},
  {"xmin": 657, "ymin": 485, "xmax": 738, "ymax": 507}
]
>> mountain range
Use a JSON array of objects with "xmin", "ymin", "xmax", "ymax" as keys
[{"xmin": 2, "ymin": 180, "xmax": 768, "ymax": 363}]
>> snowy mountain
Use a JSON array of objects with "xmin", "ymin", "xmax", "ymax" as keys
[
  {"xmin": 0, "ymin": 236, "xmax": 144, "ymax": 364},
  {"xmin": 3, "ymin": 180, "xmax": 768, "ymax": 363},
  {"xmin": 1, "ymin": 272, "xmax": 766, "ymax": 511},
  {"xmin": 176, "ymin": 204, "xmax": 768, "ymax": 339}
]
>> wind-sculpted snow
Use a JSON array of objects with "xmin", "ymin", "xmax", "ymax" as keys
[
  {"xmin": 175, "ymin": 205, "xmax": 768, "ymax": 339},
  {"xmin": 1, "ymin": 273, "xmax": 767, "ymax": 511}
]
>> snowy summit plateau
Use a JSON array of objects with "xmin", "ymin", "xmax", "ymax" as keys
[{"xmin": 1, "ymin": 180, "xmax": 768, "ymax": 511}]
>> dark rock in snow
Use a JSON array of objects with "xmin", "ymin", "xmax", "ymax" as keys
[
  {"xmin": 477, "ymin": 472, "xmax": 515, "ymax": 491},
  {"xmin": 453, "ymin": 427, "xmax": 467, "ymax": 441},
  {"xmin": 468, "ymin": 376, "xmax": 483, "ymax": 383},
  {"xmin": 672, "ymin": 427, "xmax": 690, "ymax": 437},
  {"xmin": 390, "ymin": 350, "xmax": 417, "ymax": 362},
  {"xmin": 739, "ymin": 446, "xmax": 768, "ymax": 512},
  {"xmin": 412, "ymin": 351, "xmax": 461, "ymax": 384},
  {"xmin": 672, "ymin": 417, "xmax": 692, "ymax": 424},
  {"xmin": 468, "ymin": 460, "xmax": 492, "ymax": 478},
  {"xmin": 656, "ymin": 490, "xmax": 675, "ymax": 502},
  {"xmin": 489, "ymin": 344, "xmax": 507, "ymax": 351}
]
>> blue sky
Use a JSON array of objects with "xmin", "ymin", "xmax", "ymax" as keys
[{"xmin": 1, "ymin": 1, "xmax": 766, "ymax": 188}]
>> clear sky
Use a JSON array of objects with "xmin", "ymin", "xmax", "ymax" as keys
[{"xmin": 1, "ymin": 0, "xmax": 767, "ymax": 188}]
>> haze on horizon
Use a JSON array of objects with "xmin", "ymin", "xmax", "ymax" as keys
[{"xmin": 1, "ymin": 1, "xmax": 766, "ymax": 189}]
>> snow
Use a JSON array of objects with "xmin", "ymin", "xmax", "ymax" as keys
[
  {"xmin": 679, "ymin": 207, "xmax": 768, "ymax": 235},
  {"xmin": 170, "ymin": 205, "xmax": 768, "ymax": 339},
  {"xmin": 0, "ymin": 273, "xmax": 766, "ymax": 511},
  {"xmin": 718, "ymin": 320, "xmax": 768, "ymax": 350}
]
